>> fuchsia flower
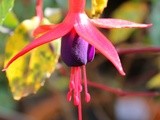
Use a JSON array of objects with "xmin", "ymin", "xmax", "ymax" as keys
[{"xmin": 3, "ymin": 0, "xmax": 151, "ymax": 119}]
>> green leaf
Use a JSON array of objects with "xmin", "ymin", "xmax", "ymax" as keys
[
  {"xmin": 0, "ymin": 87, "xmax": 16, "ymax": 110},
  {"xmin": 55, "ymin": 0, "xmax": 68, "ymax": 10},
  {"xmin": 149, "ymin": 0, "xmax": 160, "ymax": 46},
  {"xmin": 3, "ymin": 12, "xmax": 19, "ymax": 28},
  {"xmin": 4, "ymin": 17, "xmax": 61, "ymax": 100},
  {"xmin": 0, "ymin": 0, "xmax": 15, "ymax": 25},
  {"xmin": 0, "ymin": 33, "xmax": 8, "ymax": 67},
  {"xmin": 108, "ymin": 1, "xmax": 148, "ymax": 44}
]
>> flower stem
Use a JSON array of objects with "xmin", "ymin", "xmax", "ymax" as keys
[
  {"xmin": 117, "ymin": 47, "xmax": 160, "ymax": 55},
  {"xmin": 69, "ymin": 0, "xmax": 85, "ymax": 12},
  {"xmin": 87, "ymin": 80, "xmax": 160, "ymax": 97},
  {"xmin": 36, "ymin": 0, "xmax": 43, "ymax": 21}
]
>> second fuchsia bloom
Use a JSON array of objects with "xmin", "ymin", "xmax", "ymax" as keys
[{"xmin": 3, "ymin": 0, "xmax": 152, "ymax": 119}]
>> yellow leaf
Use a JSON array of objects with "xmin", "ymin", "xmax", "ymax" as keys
[
  {"xmin": 108, "ymin": 1, "xmax": 148, "ymax": 44},
  {"xmin": 146, "ymin": 73, "xmax": 160, "ymax": 89},
  {"xmin": 4, "ymin": 17, "xmax": 61, "ymax": 100},
  {"xmin": 91, "ymin": 0, "xmax": 108, "ymax": 18}
]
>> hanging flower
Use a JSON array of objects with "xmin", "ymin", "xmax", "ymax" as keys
[{"xmin": 3, "ymin": 0, "xmax": 151, "ymax": 119}]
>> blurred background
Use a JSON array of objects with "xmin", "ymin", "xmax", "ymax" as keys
[{"xmin": 0, "ymin": 0, "xmax": 160, "ymax": 120}]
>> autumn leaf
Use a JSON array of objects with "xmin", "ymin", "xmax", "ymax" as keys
[
  {"xmin": 91, "ymin": 0, "xmax": 108, "ymax": 18},
  {"xmin": 4, "ymin": 17, "xmax": 61, "ymax": 100}
]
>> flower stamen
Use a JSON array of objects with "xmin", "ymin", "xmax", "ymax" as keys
[
  {"xmin": 67, "ymin": 66, "xmax": 91, "ymax": 104},
  {"xmin": 82, "ymin": 65, "xmax": 91, "ymax": 103},
  {"xmin": 67, "ymin": 66, "xmax": 91, "ymax": 120},
  {"xmin": 74, "ymin": 67, "xmax": 81, "ymax": 105}
]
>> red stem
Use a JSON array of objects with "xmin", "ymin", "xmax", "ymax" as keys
[
  {"xmin": 117, "ymin": 47, "xmax": 160, "ymax": 55},
  {"xmin": 69, "ymin": 0, "xmax": 85, "ymax": 12},
  {"xmin": 36, "ymin": 0, "xmax": 43, "ymax": 21},
  {"xmin": 87, "ymin": 80, "xmax": 160, "ymax": 97}
]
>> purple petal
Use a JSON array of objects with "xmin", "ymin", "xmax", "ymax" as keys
[
  {"xmin": 74, "ymin": 14, "xmax": 125, "ymax": 76},
  {"xmin": 87, "ymin": 44, "xmax": 95, "ymax": 62},
  {"xmin": 90, "ymin": 18, "xmax": 152, "ymax": 29},
  {"xmin": 61, "ymin": 29, "xmax": 95, "ymax": 66},
  {"xmin": 61, "ymin": 29, "xmax": 88, "ymax": 66}
]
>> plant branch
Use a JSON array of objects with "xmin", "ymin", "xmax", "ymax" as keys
[
  {"xmin": 117, "ymin": 47, "xmax": 160, "ymax": 55},
  {"xmin": 87, "ymin": 80, "xmax": 160, "ymax": 97},
  {"xmin": 36, "ymin": 0, "xmax": 43, "ymax": 21}
]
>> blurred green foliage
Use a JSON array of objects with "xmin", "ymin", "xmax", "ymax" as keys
[
  {"xmin": 0, "ymin": 0, "xmax": 15, "ymax": 25},
  {"xmin": 149, "ymin": 0, "xmax": 160, "ymax": 45},
  {"xmin": 109, "ymin": 1, "xmax": 148, "ymax": 44}
]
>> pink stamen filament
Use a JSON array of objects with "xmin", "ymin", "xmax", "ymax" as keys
[
  {"xmin": 74, "ymin": 67, "xmax": 80, "ymax": 105},
  {"xmin": 82, "ymin": 65, "xmax": 91, "ymax": 102},
  {"xmin": 78, "ymin": 94, "xmax": 82, "ymax": 120},
  {"xmin": 67, "ymin": 66, "xmax": 91, "ymax": 120},
  {"xmin": 67, "ymin": 68, "xmax": 75, "ymax": 101}
]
